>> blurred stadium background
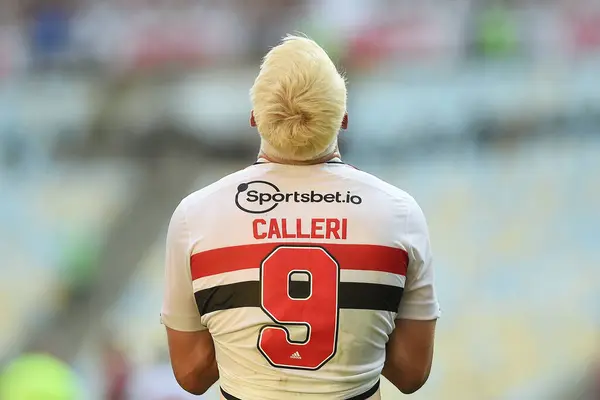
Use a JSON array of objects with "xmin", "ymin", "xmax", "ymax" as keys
[{"xmin": 1, "ymin": 0, "xmax": 600, "ymax": 399}]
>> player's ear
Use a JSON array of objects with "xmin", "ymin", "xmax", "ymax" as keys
[
  {"xmin": 250, "ymin": 110, "xmax": 257, "ymax": 127},
  {"xmin": 341, "ymin": 113, "xmax": 348, "ymax": 130}
]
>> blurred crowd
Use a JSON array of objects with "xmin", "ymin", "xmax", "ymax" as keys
[
  {"xmin": 1, "ymin": 1, "xmax": 600, "ymax": 399},
  {"xmin": 0, "ymin": 0, "xmax": 599, "ymax": 76}
]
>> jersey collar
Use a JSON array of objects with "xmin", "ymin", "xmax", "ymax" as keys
[{"xmin": 254, "ymin": 156, "xmax": 344, "ymax": 165}]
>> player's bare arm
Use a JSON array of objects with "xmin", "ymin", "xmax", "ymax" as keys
[
  {"xmin": 382, "ymin": 318, "xmax": 437, "ymax": 394},
  {"xmin": 165, "ymin": 327, "xmax": 219, "ymax": 395}
]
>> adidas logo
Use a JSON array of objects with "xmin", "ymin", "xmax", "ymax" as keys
[{"xmin": 290, "ymin": 351, "xmax": 302, "ymax": 360}]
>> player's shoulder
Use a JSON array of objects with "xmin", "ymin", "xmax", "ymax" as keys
[
  {"xmin": 336, "ymin": 164, "xmax": 420, "ymax": 209},
  {"xmin": 178, "ymin": 166, "xmax": 258, "ymax": 209}
]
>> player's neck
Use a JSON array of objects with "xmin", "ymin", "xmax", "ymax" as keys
[{"xmin": 258, "ymin": 141, "xmax": 341, "ymax": 165}]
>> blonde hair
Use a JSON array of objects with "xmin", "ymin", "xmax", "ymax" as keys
[{"xmin": 250, "ymin": 34, "xmax": 347, "ymax": 161}]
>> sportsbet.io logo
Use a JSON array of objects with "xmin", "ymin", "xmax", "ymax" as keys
[{"xmin": 235, "ymin": 181, "xmax": 362, "ymax": 214}]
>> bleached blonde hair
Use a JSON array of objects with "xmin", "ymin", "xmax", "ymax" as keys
[{"xmin": 250, "ymin": 34, "xmax": 347, "ymax": 161}]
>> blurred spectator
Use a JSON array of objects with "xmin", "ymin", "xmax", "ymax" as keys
[
  {"xmin": 102, "ymin": 338, "xmax": 131, "ymax": 400},
  {"xmin": 471, "ymin": 1, "xmax": 521, "ymax": 58},
  {"xmin": 238, "ymin": 0, "xmax": 308, "ymax": 56},
  {"xmin": 565, "ymin": 3, "xmax": 600, "ymax": 55},
  {"xmin": 25, "ymin": 0, "xmax": 74, "ymax": 70},
  {"xmin": 0, "ymin": 25, "xmax": 27, "ymax": 77},
  {"xmin": 62, "ymin": 235, "xmax": 102, "ymax": 301},
  {"xmin": 0, "ymin": 353, "xmax": 82, "ymax": 399},
  {"xmin": 70, "ymin": 1, "xmax": 126, "ymax": 70}
]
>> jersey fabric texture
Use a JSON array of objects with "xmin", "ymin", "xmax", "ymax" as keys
[{"xmin": 161, "ymin": 157, "xmax": 440, "ymax": 400}]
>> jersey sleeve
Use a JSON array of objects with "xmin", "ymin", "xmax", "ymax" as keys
[
  {"xmin": 160, "ymin": 199, "xmax": 206, "ymax": 332},
  {"xmin": 397, "ymin": 198, "xmax": 441, "ymax": 320}
]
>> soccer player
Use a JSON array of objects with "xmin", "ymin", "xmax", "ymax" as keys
[{"xmin": 161, "ymin": 34, "xmax": 440, "ymax": 399}]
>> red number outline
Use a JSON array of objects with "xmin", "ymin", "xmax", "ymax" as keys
[{"xmin": 257, "ymin": 245, "xmax": 340, "ymax": 370}]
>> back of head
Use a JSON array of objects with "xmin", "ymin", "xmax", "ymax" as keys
[{"xmin": 250, "ymin": 35, "xmax": 347, "ymax": 161}]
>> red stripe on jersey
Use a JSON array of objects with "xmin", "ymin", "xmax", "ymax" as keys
[{"xmin": 191, "ymin": 243, "xmax": 408, "ymax": 280}]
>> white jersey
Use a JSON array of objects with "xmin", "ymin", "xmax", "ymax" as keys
[{"xmin": 161, "ymin": 157, "xmax": 440, "ymax": 400}]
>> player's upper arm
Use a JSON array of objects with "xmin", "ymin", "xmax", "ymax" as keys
[
  {"xmin": 397, "ymin": 197, "xmax": 440, "ymax": 321},
  {"xmin": 384, "ymin": 197, "xmax": 440, "ymax": 394},
  {"xmin": 161, "ymin": 198, "xmax": 205, "ymax": 332},
  {"xmin": 161, "ymin": 200, "xmax": 218, "ymax": 394}
]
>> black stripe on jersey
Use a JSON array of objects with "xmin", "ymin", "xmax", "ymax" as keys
[
  {"xmin": 195, "ymin": 282, "xmax": 403, "ymax": 315},
  {"xmin": 338, "ymin": 282, "xmax": 403, "ymax": 312},
  {"xmin": 195, "ymin": 281, "xmax": 260, "ymax": 315},
  {"xmin": 220, "ymin": 379, "xmax": 380, "ymax": 400}
]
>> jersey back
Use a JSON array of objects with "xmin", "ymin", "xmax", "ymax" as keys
[{"xmin": 161, "ymin": 159, "xmax": 440, "ymax": 400}]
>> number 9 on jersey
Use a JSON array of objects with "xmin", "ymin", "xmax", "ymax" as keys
[{"xmin": 257, "ymin": 246, "xmax": 340, "ymax": 370}]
